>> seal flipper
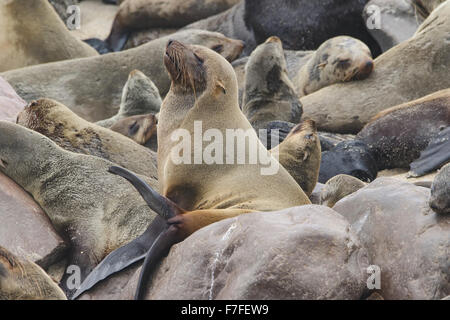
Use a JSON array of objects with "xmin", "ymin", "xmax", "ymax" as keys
[
  {"xmin": 408, "ymin": 126, "xmax": 450, "ymax": 177},
  {"xmin": 71, "ymin": 216, "xmax": 167, "ymax": 300},
  {"xmin": 105, "ymin": 18, "xmax": 130, "ymax": 52}
]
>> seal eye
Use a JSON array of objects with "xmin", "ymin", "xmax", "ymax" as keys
[
  {"xmin": 194, "ymin": 53, "xmax": 204, "ymax": 64},
  {"xmin": 337, "ymin": 59, "xmax": 351, "ymax": 69},
  {"xmin": 129, "ymin": 121, "xmax": 139, "ymax": 136},
  {"xmin": 305, "ymin": 134, "xmax": 313, "ymax": 140},
  {"xmin": 211, "ymin": 44, "xmax": 223, "ymax": 53}
]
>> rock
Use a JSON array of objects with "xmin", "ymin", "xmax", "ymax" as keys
[
  {"xmin": 300, "ymin": 1, "xmax": 450, "ymax": 133},
  {"xmin": 0, "ymin": 172, "xmax": 67, "ymax": 270},
  {"xmin": 48, "ymin": 0, "xmax": 79, "ymax": 22},
  {"xmin": 363, "ymin": 0, "xmax": 422, "ymax": 52},
  {"xmin": 334, "ymin": 177, "xmax": 450, "ymax": 299},
  {"xmin": 0, "ymin": 76, "xmax": 26, "ymax": 122},
  {"xmin": 124, "ymin": 205, "xmax": 369, "ymax": 300},
  {"xmin": 309, "ymin": 183, "xmax": 325, "ymax": 205}
]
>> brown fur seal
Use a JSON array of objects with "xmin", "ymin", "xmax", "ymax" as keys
[
  {"xmin": 0, "ymin": 0, "xmax": 97, "ymax": 72},
  {"xmin": 429, "ymin": 163, "xmax": 450, "ymax": 214},
  {"xmin": 270, "ymin": 120, "xmax": 321, "ymax": 197},
  {"xmin": 110, "ymin": 114, "xmax": 158, "ymax": 145},
  {"xmin": 300, "ymin": 1, "xmax": 450, "ymax": 133},
  {"xmin": 16, "ymin": 98, "xmax": 158, "ymax": 178},
  {"xmin": 242, "ymin": 36, "xmax": 302, "ymax": 133},
  {"xmin": 96, "ymin": 70, "xmax": 162, "ymax": 128},
  {"xmin": 0, "ymin": 246, "xmax": 66, "ymax": 300},
  {"xmin": 356, "ymin": 89, "xmax": 450, "ymax": 170},
  {"xmin": 0, "ymin": 76, "xmax": 26, "ymax": 122},
  {"xmin": 0, "ymin": 121, "xmax": 159, "ymax": 297},
  {"xmin": 106, "ymin": 0, "xmax": 240, "ymax": 51},
  {"xmin": 2, "ymin": 30, "xmax": 244, "ymax": 122},
  {"xmin": 294, "ymin": 36, "xmax": 374, "ymax": 97},
  {"xmin": 75, "ymin": 40, "xmax": 310, "ymax": 300},
  {"xmin": 320, "ymin": 174, "xmax": 367, "ymax": 208}
]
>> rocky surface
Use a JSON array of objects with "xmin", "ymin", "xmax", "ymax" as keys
[{"xmin": 334, "ymin": 178, "xmax": 449, "ymax": 299}]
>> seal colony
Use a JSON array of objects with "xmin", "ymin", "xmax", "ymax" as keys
[{"xmin": 1, "ymin": 0, "xmax": 449, "ymax": 301}]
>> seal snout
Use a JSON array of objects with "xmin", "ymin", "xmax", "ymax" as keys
[{"xmin": 355, "ymin": 60, "xmax": 374, "ymax": 80}]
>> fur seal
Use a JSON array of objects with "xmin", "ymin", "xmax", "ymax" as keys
[
  {"xmin": 429, "ymin": 163, "xmax": 450, "ymax": 214},
  {"xmin": 96, "ymin": 70, "xmax": 162, "ymax": 128},
  {"xmin": 319, "ymin": 140, "xmax": 378, "ymax": 184},
  {"xmin": 294, "ymin": 36, "xmax": 374, "ymax": 97},
  {"xmin": 242, "ymin": 36, "xmax": 302, "ymax": 133},
  {"xmin": 74, "ymin": 40, "xmax": 310, "ymax": 300},
  {"xmin": 184, "ymin": 0, "xmax": 381, "ymax": 56},
  {"xmin": 105, "ymin": 0, "xmax": 240, "ymax": 51},
  {"xmin": 2, "ymin": 30, "xmax": 244, "ymax": 122},
  {"xmin": 110, "ymin": 114, "xmax": 158, "ymax": 146},
  {"xmin": 270, "ymin": 120, "xmax": 321, "ymax": 197},
  {"xmin": 320, "ymin": 174, "xmax": 367, "ymax": 208},
  {"xmin": 0, "ymin": 0, "xmax": 97, "ymax": 72},
  {"xmin": 300, "ymin": 1, "xmax": 450, "ymax": 133},
  {"xmin": 16, "ymin": 98, "xmax": 158, "ymax": 178},
  {"xmin": 0, "ymin": 121, "xmax": 159, "ymax": 297},
  {"xmin": 0, "ymin": 246, "xmax": 66, "ymax": 300},
  {"xmin": 356, "ymin": 89, "xmax": 450, "ymax": 170}
]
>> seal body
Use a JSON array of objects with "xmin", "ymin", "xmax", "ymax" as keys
[
  {"xmin": 106, "ymin": 0, "xmax": 240, "ymax": 51},
  {"xmin": 429, "ymin": 163, "xmax": 450, "ymax": 214},
  {"xmin": 0, "ymin": 0, "xmax": 97, "ymax": 72},
  {"xmin": 16, "ymin": 99, "xmax": 158, "ymax": 178},
  {"xmin": 96, "ymin": 70, "xmax": 162, "ymax": 128},
  {"xmin": 242, "ymin": 37, "xmax": 303, "ymax": 133},
  {"xmin": 0, "ymin": 246, "xmax": 66, "ymax": 300},
  {"xmin": 320, "ymin": 174, "xmax": 367, "ymax": 208},
  {"xmin": 0, "ymin": 121, "xmax": 158, "ymax": 296},
  {"xmin": 357, "ymin": 89, "xmax": 450, "ymax": 170},
  {"xmin": 294, "ymin": 36, "xmax": 374, "ymax": 96},
  {"xmin": 185, "ymin": 0, "xmax": 381, "ymax": 56},
  {"xmin": 2, "ymin": 30, "xmax": 244, "ymax": 122},
  {"xmin": 270, "ymin": 120, "xmax": 321, "ymax": 197}
]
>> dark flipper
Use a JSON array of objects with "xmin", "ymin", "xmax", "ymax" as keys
[
  {"xmin": 134, "ymin": 226, "xmax": 183, "ymax": 300},
  {"xmin": 105, "ymin": 18, "xmax": 130, "ymax": 52},
  {"xmin": 83, "ymin": 38, "xmax": 112, "ymax": 55},
  {"xmin": 71, "ymin": 216, "xmax": 167, "ymax": 300},
  {"xmin": 108, "ymin": 166, "xmax": 183, "ymax": 219},
  {"xmin": 102, "ymin": 0, "xmax": 119, "ymax": 5},
  {"xmin": 408, "ymin": 126, "xmax": 450, "ymax": 177}
]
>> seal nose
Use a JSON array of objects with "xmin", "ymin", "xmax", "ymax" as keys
[{"xmin": 361, "ymin": 60, "xmax": 374, "ymax": 75}]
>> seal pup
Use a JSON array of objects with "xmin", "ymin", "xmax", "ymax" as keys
[
  {"xmin": 110, "ymin": 114, "xmax": 158, "ymax": 146},
  {"xmin": 0, "ymin": 246, "xmax": 66, "ymax": 300},
  {"xmin": 300, "ymin": 1, "xmax": 450, "ymax": 133},
  {"xmin": 105, "ymin": 0, "xmax": 240, "ymax": 51},
  {"xmin": 0, "ymin": 121, "xmax": 159, "ymax": 297},
  {"xmin": 74, "ymin": 40, "xmax": 311, "ymax": 300},
  {"xmin": 320, "ymin": 175, "xmax": 367, "ymax": 208},
  {"xmin": 242, "ymin": 37, "xmax": 302, "ymax": 133},
  {"xmin": 356, "ymin": 89, "xmax": 450, "ymax": 170},
  {"xmin": 2, "ymin": 30, "xmax": 244, "ymax": 122},
  {"xmin": 0, "ymin": 0, "xmax": 97, "ymax": 72},
  {"xmin": 96, "ymin": 70, "xmax": 162, "ymax": 128},
  {"xmin": 184, "ymin": 0, "xmax": 381, "ymax": 57},
  {"xmin": 16, "ymin": 99, "xmax": 158, "ymax": 178},
  {"xmin": 294, "ymin": 36, "xmax": 374, "ymax": 97},
  {"xmin": 429, "ymin": 163, "xmax": 450, "ymax": 214},
  {"xmin": 270, "ymin": 120, "xmax": 321, "ymax": 197}
]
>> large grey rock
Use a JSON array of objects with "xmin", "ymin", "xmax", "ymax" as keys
[
  {"xmin": 0, "ymin": 172, "xmax": 67, "ymax": 269},
  {"xmin": 334, "ymin": 177, "xmax": 450, "ymax": 299},
  {"xmin": 0, "ymin": 76, "xmax": 26, "ymax": 122},
  {"xmin": 121, "ymin": 205, "xmax": 369, "ymax": 300},
  {"xmin": 363, "ymin": 0, "xmax": 422, "ymax": 52}
]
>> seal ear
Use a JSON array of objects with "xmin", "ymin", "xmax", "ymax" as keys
[{"xmin": 215, "ymin": 80, "xmax": 227, "ymax": 95}]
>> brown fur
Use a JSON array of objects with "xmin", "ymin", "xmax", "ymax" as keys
[
  {"xmin": 0, "ymin": 246, "xmax": 66, "ymax": 300},
  {"xmin": 110, "ymin": 114, "xmax": 158, "ymax": 145}
]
